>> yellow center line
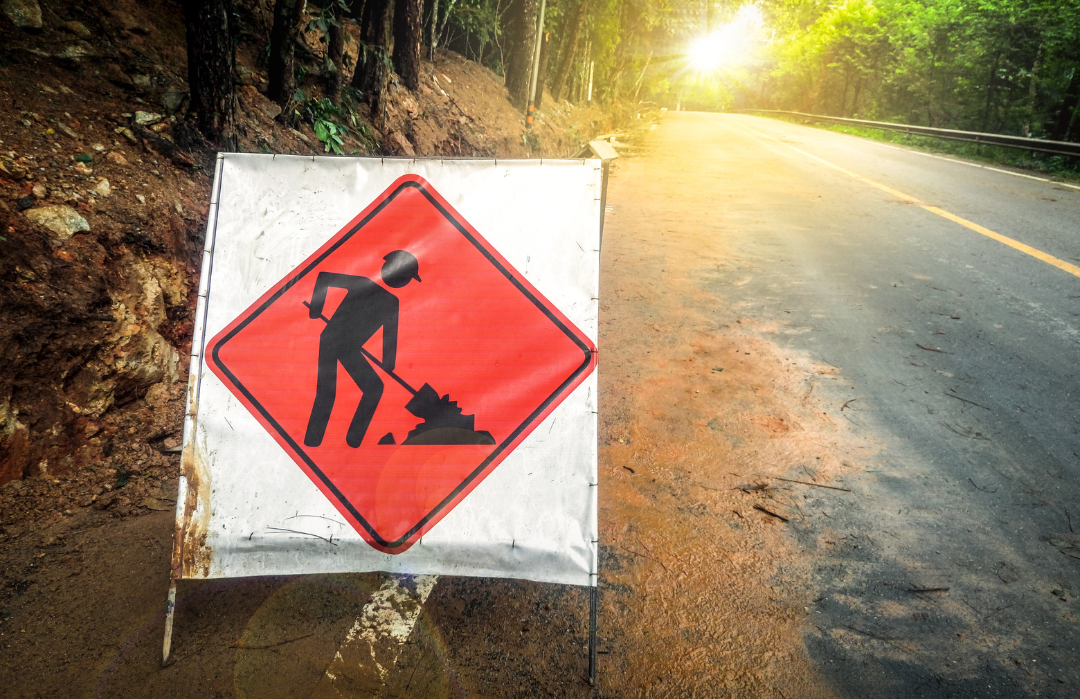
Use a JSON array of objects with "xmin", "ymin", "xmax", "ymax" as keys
[{"xmin": 731, "ymin": 118, "xmax": 1080, "ymax": 280}]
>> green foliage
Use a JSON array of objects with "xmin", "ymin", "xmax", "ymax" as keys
[
  {"xmin": 443, "ymin": 0, "xmax": 503, "ymax": 67},
  {"xmin": 306, "ymin": 0, "xmax": 351, "ymax": 39},
  {"xmin": 295, "ymin": 94, "xmax": 355, "ymax": 154},
  {"xmin": 759, "ymin": 0, "xmax": 1080, "ymax": 139}
]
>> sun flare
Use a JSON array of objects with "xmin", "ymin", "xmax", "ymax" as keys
[{"xmin": 687, "ymin": 4, "xmax": 766, "ymax": 73}]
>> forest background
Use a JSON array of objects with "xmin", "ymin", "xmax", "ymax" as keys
[{"xmin": 154, "ymin": 0, "xmax": 1080, "ymax": 150}]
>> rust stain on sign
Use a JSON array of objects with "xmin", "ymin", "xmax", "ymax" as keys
[{"xmin": 172, "ymin": 392, "xmax": 214, "ymax": 579}]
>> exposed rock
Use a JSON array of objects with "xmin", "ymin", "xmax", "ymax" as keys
[
  {"xmin": 135, "ymin": 194, "xmax": 145, "ymax": 204},
  {"xmin": 31, "ymin": 183, "xmax": 46, "ymax": 199},
  {"xmin": 115, "ymin": 127, "xmax": 138, "ymax": 144},
  {"xmin": 141, "ymin": 496, "xmax": 173, "ymax": 511},
  {"xmin": 16, "ymin": 196, "xmax": 34, "ymax": 211},
  {"xmin": 61, "ymin": 20, "xmax": 91, "ymax": 39},
  {"xmin": 30, "ymin": 42, "xmax": 96, "ymax": 61},
  {"xmin": 386, "ymin": 131, "xmax": 416, "ymax": 156},
  {"xmin": 134, "ymin": 111, "xmax": 162, "ymax": 126},
  {"xmin": 161, "ymin": 91, "xmax": 187, "ymax": 114},
  {"xmin": 262, "ymin": 102, "xmax": 282, "ymax": 120},
  {"xmin": 2, "ymin": 0, "xmax": 42, "ymax": 31},
  {"xmin": 0, "ymin": 403, "xmax": 29, "ymax": 484},
  {"xmin": 93, "ymin": 179, "xmax": 112, "ymax": 197},
  {"xmin": 0, "ymin": 159, "xmax": 29, "ymax": 180},
  {"xmin": 106, "ymin": 151, "xmax": 128, "ymax": 166},
  {"xmin": 236, "ymin": 64, "xmax": 258, "ymax": 86},
  {"xmin": 73, "ymin": 162, "xmax": 93, "ymax": 175},
  {"xmin": 23, "ymin": 204, "xmax": 90, "ymax": 240},
  {"xmin": 56, "ymin": 123, "xmax": 80, "ymax": 140}
]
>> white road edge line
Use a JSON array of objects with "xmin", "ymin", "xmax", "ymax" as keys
[
  {"xmin": 733, "ymin": 114, "xmax": 1080, "ymax": 191},
  {"xmin": 319, "ymin": 574, "xmax": 439, "ymax": 690}
]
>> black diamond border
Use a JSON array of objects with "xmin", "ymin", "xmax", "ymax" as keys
[{"xmin": 209, "ymin": 180, "xmax": 594, "ymax": 550}]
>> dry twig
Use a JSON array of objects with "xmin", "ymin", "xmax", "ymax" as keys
[
  {"xmin": 773, "ymin": 477, "xmax": 851, "ymax": 492},
  {"xmin": 753, "ymin": 504, "xmax": 790, "ymax": 522}
]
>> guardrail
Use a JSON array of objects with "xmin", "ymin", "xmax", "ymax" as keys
[{"xmin": 736, "ymin": 110, "xmax": 1080, "ymax": 158}]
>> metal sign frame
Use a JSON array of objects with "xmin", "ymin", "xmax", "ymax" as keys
[{"xmin": 163, "ymin": 154, "xmax": 606, "ymax": 686}]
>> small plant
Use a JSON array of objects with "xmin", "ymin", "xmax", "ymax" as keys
[{"xmin": 296, "ymin": 95, "xmax": 353, "ymax": 154}]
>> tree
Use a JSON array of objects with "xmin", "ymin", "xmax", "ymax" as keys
[
  {"xmin": 503, "ymin": 0, "xmax": 539, "ymax": 109},
  {"xmin": 182, "ymin": 0, "xmax": 236, "ymax": 145},
  {"xmin": 550, "ymin": 0, "xmax": 587, "ymax": 102},
  {"xmin": 535, "ymin": 30, "xmax": 551, "ymax": 109},
  {"xmin": 353, "ymin": 0, "xmax": 395, "ymax": 120},
  {"xmin": 394, "ymin": 0, "xmax": 424, "ymax": 90},
  {"xmin": 326, "ymin": 1, "xmax": 348, "ymax": 105},
  {"xmin": 268, "ymin": 0, "xmax": 304, "ymax": 106}
]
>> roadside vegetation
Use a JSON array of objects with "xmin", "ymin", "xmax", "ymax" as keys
[{"xmin": 751, "ymin": 0, "xmax": 1080, "ymax": 144}]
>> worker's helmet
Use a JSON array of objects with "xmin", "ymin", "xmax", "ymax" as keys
[{"xmin": 381, "ymin": 250, "xmax": 421, "ymax": 288}]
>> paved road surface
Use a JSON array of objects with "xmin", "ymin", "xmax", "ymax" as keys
[{"xmin": 665, "ymin": 112, "xmax": 1080, "ymax": 697}]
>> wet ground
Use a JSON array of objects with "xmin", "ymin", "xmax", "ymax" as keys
[{"xmin": 3, "ymin": 112, "xmax": 1079, "ymax": 697}]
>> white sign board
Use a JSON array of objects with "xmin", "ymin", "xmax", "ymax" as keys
[{"xmin": 172, "ymin": 154, "xmax": 599, "ymax": 588}]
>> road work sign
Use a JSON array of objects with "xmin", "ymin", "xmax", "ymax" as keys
[{"xmin": 173, "ymin": 155, "xmax": 599, "ymax": 587}]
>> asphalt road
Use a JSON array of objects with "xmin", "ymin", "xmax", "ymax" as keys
[{"xmin": 677, "ymin": 112, "xmax": 1080, "ymax": 697}]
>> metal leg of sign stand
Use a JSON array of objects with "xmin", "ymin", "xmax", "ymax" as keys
[
  {"xmin": 162, "ymin": 580, "xmax": 177, "ymax": 666},
  {"xmin": 588, "ymin": 583, "xmax": 598, "ymax": 687},
  {"xmin": 599, "ymin": 161, "xmax": 610, "ymax": 253}
]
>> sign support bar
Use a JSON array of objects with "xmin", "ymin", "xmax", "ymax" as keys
[{"xmin": 588, "ymin": 583, "xmax": 598, "ymax": 685}]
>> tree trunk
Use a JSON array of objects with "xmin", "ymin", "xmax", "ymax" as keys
[
  {"xmin": 267, "ymin": 0, "xmax": 303, "ymax": 106},
  {"xmin": 360, "ymin": 0, "xmax": 380, "ymax": 43},
  {"xmin": 1051, "ymin": 67, "xmax": 1080, "ymax": 141},
  {"xmin": 550, "ymin": 0, "xmax": 586, "ymax": 102},
  {"xmin": 352, "ymin": 0, "xmax": 382, "ymax": 86},
  {"xmin": 503, "ymin": 0, "xmax": 538, "ymax": 110},
  {"xmin": 426, "ymin": 0, "xmax": 437, "ymax": 57},
  {"xmin": 1023, "ymin": 40, "xmax": 1043, "ymax": 137},
  {"xmin": 327, "ymin": 4, "xmax": 347, "ymax": 105},
  {"xmin": 355, "ymin": 0, "xmax": 394, "ymax": 121},
  {"xmin": 534, "ymin": 30, "xmax": 551, "ymax": 110},
  {"xmin": 182, "ymin": 0, "xmax": 235, "ymax": 145},
  {"xmin": 393, "ymin": 0, "xmax": 422, "ymax": 90},
  {"xmin": 980, "ymin": 49, "xmax": 1003, "ymax": 133},
  {"xmin": 630, "ymin": 51, "xmax": 652, "ymax": 103}
]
